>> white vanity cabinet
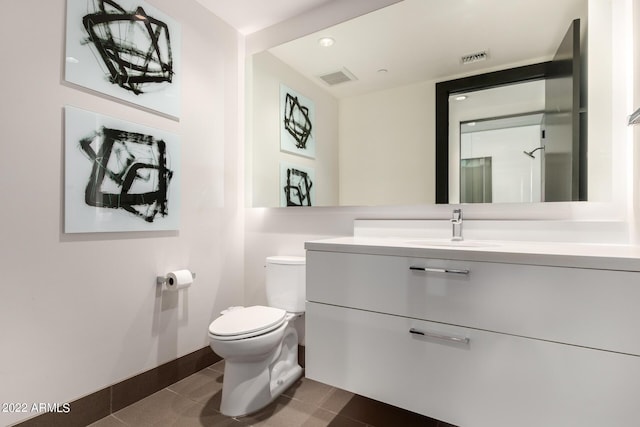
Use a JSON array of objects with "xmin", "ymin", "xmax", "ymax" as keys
[{"xmin": 305, "ymin": 243, "xmax": 640, "ymax": 427}]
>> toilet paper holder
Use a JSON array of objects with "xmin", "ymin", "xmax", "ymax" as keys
[{"xmin": 156, "ymin": 271, "xmax": 196, "ymax": 286}]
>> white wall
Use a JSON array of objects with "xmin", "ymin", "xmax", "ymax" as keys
[
  {"xmin": 0, "ymin": 1, "xmax": 244, "ymax": 425},
  {"xmin": 339, "ymin": 81, "xmax": 435, "ymax": 206},
  {"xmin": 249, "ymin": 51, "xmax": 339, "ymax": 207}
]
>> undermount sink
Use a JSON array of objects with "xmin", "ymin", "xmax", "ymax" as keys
[{"xmin": 405, "ymin": 239, "xmax": 497, "ymax": 248}]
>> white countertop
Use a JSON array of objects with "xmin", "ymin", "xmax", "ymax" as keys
[{"xmin": 305, "ymin": 236, "xmax": 640, "ymax": 271}]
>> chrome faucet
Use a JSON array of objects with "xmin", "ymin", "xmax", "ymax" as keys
[{"xmin": 451, "ymin": 209, "xmax": 463, "ymax": 241}]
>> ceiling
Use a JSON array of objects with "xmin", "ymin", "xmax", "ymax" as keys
[{"xmin": 194, "ymin": 0, "xmax": 335, "ymax": 35}]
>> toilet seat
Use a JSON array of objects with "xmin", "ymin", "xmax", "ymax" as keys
[{"xmin": 209, "ymin": 306, "xmax": 287, "ymax": 341}]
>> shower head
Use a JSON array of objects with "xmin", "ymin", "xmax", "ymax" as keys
[{"xmin": 523, "ymin": 146, "xmax": 545, "ymax": 159}]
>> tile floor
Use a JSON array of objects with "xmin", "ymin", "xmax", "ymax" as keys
[{"xmin": 88, "ymin": 360, "xmax": 454, "ymax": 427}]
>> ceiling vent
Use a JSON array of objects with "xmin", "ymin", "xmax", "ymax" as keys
[
  {"xmin": 461, "ymin": 50, "xmax": 488, "ymax": 65},
  {"xmin": 318, "ymin": 68, "xmax": 358, "ymax": 86}
]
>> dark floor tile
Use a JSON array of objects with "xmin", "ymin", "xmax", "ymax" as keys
[
  {"xmin": 318, "ymin": 388, "xmax": 356, "ymax": 414},
  {"xmin": 87, "ymin": 415, "xmax": 127, "ymax": 427},
  {"xmin": 112, "ymin": 388, "xmax": 198, "ymax": 426},
  {"xmin": 168, "ymin": 367, "xmax": 224, "ymax": 404},
  {"xmin": 325, "ymin": 393, "xmax": 440, "ymax": 427},
  {"xmin": 311, "ymin": 408, "xmax": 367, "ymax": 427},
  {"xmin": 283, "ymin": 376, "xmax": 333, "ymax": 406},
  {"xmin": 208, "ymin": 359, "xmax": 226, "ymax": 374},
  {"xmin": 19, "ymin": 348, "xmax": 451, "ymax": 427},
  {"xmin": 244, "ymin": 395, "xmax": 365, "ymax": 427},
  {"xmin": 158, "ymin": 400, "xmax": 246, "ymax": 427}
]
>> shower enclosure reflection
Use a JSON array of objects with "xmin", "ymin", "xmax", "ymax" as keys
[{"xmin": 459, "ymin": 113, "xmax": 545, "ymax": 203}]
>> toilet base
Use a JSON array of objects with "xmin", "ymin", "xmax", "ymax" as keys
[{"xmin": 219, "ymin": 325, "xmax": 302, "ymax": 417}]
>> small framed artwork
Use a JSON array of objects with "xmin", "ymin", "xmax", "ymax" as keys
[
  {"xmin": 280, "ymin": 163, "xmax": 315, "ymax": 207},
  {"xmin": 280, "ymin": 84, "xmax": 315, "ymax": 158},
  {"xmin": 64, "ymin": 105, "xmax": 180, "ymax": 233},
  {"xmin": 65, "ymin": 0, "xmax": 182, "ymax": 118}
]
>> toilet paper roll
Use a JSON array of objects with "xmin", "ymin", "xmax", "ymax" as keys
[{"xmin": 165, "ymin": 269, "xmax": 193, "ymax": 291}]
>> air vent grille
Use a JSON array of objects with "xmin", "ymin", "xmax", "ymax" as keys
[
  {"xmin": 318, "ymin": 68, "xmax": 357, "ymax": 86},
  {"xmin": 461, "ymin": 51, "xmax": 488, "ymax": 65}
]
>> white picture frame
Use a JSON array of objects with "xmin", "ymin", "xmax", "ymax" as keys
[
  {"xmin": 65, "ymin": 0, "xmax": 181, "ymax": 118},
  {"xmin": 64, "ymin": 106, "xmax": 180, "ymax": 233}
]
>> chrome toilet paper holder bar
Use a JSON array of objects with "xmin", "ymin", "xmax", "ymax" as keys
[{"xmin": 156, "ymin": 272, "xmax": 196, "ymax": 285}]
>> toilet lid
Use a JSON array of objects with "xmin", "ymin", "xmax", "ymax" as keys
[
  {"xmin": 209, "ymin": 306, "xmax": 286, "ymax": 339},
  {"xmin": 266, "ymin": 255, "xmax": 305, "ymax": 265}
]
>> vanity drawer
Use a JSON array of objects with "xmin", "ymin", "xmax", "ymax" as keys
[
  {"xmin": 306, "ymin": 250, "xmax": 640, "ymax": 355},
  {"xmin": 306, "ymin": 302, "xmax": 640, "ymax": 427}
]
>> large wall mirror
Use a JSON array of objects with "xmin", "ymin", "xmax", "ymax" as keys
[{"xmin": 247, "ymin": 0, "xmax": 617, "ymax": 208}]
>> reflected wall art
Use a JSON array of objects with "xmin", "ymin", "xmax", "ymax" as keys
[
  {"xmin": 280, "ymin": 162, "xmax": 315, "ymax": 207},
  {"xmin": 280, "ymin": 84, "xmax": 315, "ymax": 158}
]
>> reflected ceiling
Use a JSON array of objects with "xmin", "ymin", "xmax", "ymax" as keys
[{"xmin": 268, "ymin": 0, "xmax": 586, "ymax": 99}]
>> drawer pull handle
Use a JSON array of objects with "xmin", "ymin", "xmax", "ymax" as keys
[
  {"xmin": 409, "ymin": 266, "xmax": 469, "ymax": 275},
  {"xmin": 409, "ymin": 328, "xmax": 470, "ymax": 345}
]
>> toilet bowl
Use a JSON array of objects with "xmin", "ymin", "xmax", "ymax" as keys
[{"xmin": 208, "ymin": 256, "xmax": 305, "ymax": 417}]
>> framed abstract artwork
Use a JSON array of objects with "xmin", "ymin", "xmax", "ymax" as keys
[
  {"xmin": 280, "ymin": 162, "xmax": 315, "ymax": 207},
  {"xmin": 65, "ymin": 0, "xmax": 181, "ymax": 118},
  {"xmin": 64, "ymin": 106, "xmax": 180, "ymax": 233},
  {"xmin": 280, "ymin": 84, "xmax": 315, "ymax": 158}
]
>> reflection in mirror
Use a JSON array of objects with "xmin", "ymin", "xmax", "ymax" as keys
[
  {"xmin": 439, "ymin": 19, "xmax": 586, "ymax": 204},
  {"xmin": 451, "ymin": 80, "xmax": 547, "ymax": 204},
  {"xmin": 460, "ymin": 111, "xmax": 545, "ymax": 204},
  {"xmin": 247, "ymin": 0, "xmax": 617, "ymax": 208},
  {"xmin": 446, "ymin": 74, "xmax": 586, "ymax": 205}
]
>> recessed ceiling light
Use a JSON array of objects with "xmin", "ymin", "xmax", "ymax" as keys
[
  {"xmin": 455, "ymin": 95, "xmax": 468, "ymax": 101},
  {"xmin": 318, "ymin": 37, "xmax": 335, "ymax": 47},
  {"xmin": 377, "ymin": 68, "xmax": 388, "ymax": 73}
]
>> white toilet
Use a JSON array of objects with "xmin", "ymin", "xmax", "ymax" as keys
[{"xmin": 208, "ymin": 256, "xmax": 305, "ymax": 417}]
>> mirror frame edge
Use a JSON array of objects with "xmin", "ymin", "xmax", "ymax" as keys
[{"xmin": 435, "ymin": 62, "xmax": 551, "ymax": 204}]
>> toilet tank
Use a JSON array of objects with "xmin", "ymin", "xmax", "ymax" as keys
[{"xmin": 265, "ymin": 256, "xmax": 306, "ymax": 313}]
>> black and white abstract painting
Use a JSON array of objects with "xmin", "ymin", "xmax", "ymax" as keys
[
  {"xmin": 280, "ymin": 84, "xmax": 315, "ymax": 158},
  {"xmin": 65, "ymin": 106, "xmax": 180, "ymax": 233},
  {"xmin": 280, "ymin": 162, "xmax": 315, "ymax": 207},
  {"xmin": 65, "ymin": 0, "xmax": 181, "ymax": 118}
]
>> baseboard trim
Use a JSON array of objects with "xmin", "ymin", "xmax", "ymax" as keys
[{"xmin": 13, "ymin": 347, "xmax": 221, "ymax": 427}]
